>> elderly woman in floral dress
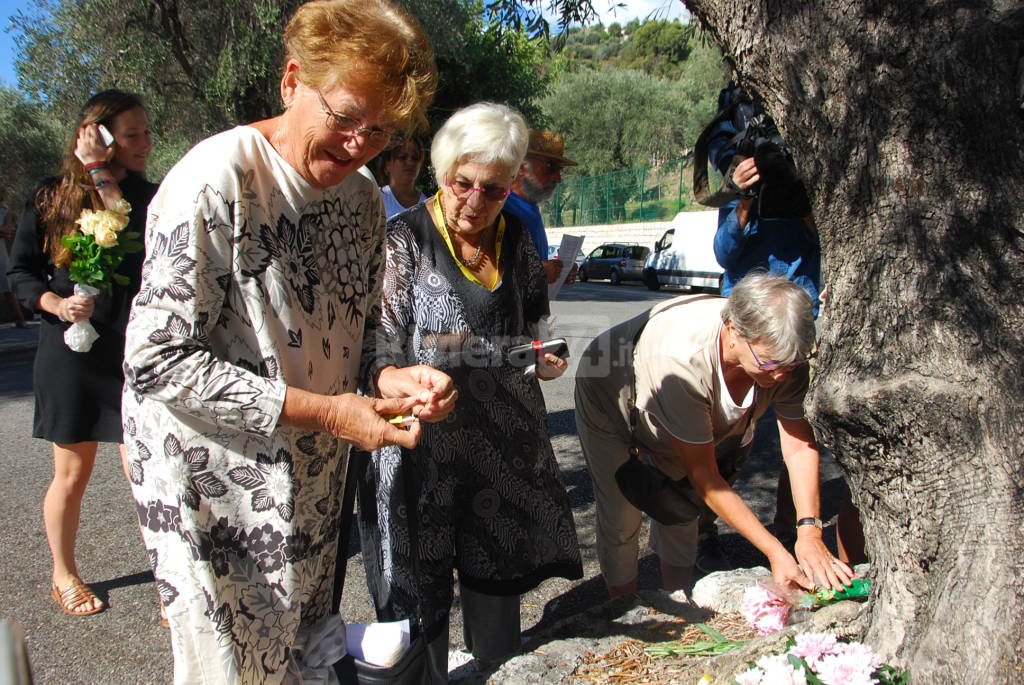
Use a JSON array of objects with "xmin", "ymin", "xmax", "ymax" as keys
[{"xmin": 120, "ymin": 1, "xmax": 455, "ymax": 683}]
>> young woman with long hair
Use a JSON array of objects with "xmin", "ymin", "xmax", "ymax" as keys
[{"xmin": 8, "ymin": 89, "xmax": 157, "ymax": 616}]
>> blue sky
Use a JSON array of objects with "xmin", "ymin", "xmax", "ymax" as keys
[
  {"xmin": 0, "ymin": 0, "xmax": 26, "ymax": 87},
  {"xmin": 0, "ymin": 0, "xmax": 687, "ymax": 91}
]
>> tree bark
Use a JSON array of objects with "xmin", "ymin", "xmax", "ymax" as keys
[{"xmin": 684, "ymin": 0, "xmax": 1024, "ymax": 681}]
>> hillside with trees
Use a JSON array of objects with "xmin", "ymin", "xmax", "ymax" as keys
[
  {"xmin": 536, "ymin": 19, "xmax": 728, "ymax": 177},
  {"xmin": 1, "ymin": 4, "xmax": 727, "ymax": 206},
  {"xmin": 2, "ymin": 0, "xmax": 551, "ymax": 203}
]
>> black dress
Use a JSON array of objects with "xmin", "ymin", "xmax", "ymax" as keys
[
  {"xmin": 357, "ymin": 203, "xmax": 582, "ymax": 632},
  {"xmin": 8, "ymin": 173, "xmax": 158, "ymax": 443}
]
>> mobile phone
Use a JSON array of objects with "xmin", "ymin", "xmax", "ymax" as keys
[
  {"xmin": 508, "ymin": 338, "xmax": 570, "ymax": 368},
  {"xmin": 98, "ymin": 124, "xmax": 115, "ymax": 147}
]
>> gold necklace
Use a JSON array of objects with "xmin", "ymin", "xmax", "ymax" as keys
[{"xmin": 438, "ymin": 198, "xmax": 486, "ymax": 269}]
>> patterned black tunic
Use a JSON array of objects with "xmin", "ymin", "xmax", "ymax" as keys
[{"xmin": 357, "ymin": 201, "xmax": 582, "ymax": 632}]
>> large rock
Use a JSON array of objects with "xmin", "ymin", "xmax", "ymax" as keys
[
  {"xmin": 452, "ymin": 566, "xmax": 874, "ymax": 684},
  {"xmin": 691, "ymin": 564, "xmax": 873, "ymax": 614},
  {"xmin": 449, "ymin": 590, "xmax": 710, "ymax": 684},
  {"xmin": 691, "ymin": 566, "xmax": 771, "ymax": 613}
]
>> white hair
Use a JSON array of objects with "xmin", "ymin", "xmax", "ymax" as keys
[
  {"xmin": 721, "ymin": 271, "xmax": 816, "ymax": 362},
  {"xmin": 430, "ymin": 102, "xmax": 528, "ymax": 187}
]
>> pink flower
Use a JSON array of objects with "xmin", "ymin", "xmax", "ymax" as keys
[
  {"xmin": 790, "ymin": 632, "xmax": 839, "ymax": 668},
  {"xmin": 814, "ymin": 647, "xmax": 880, "ymax": 685},
  {"xmin": 741, "ymin": 585, "xmax": 791, "ymax": 635},
  {"xmin": 834, "ymin": 641, "xmax": 883, "ymax": 670}
]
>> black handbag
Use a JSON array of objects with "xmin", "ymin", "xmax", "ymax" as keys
[
  {"xmin": 332, "ymin": 450, "xmax": 433, "ymax": 685},
  {"xmin": 614, "ymin": 447, "xmax": 702, "ymax": 526}
]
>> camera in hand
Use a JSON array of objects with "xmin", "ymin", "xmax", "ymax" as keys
[
  {"xmin": 693, "ymin": 82, "xmax": 812, "ymax": 220},
  {"xmin": 724, "ymin": 112, "xmax": 812, "ymax": 220}
]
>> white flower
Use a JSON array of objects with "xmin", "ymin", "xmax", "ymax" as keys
[
  {"xmin": 735, "ymin": 667, "xmax": 765, "ymax": 685},
  {"xmin": 76, "ymin": 208, "xmax": 129, "ymax": 239},
  {"xmin": 110, "ymin": 197, "xmax": 132, "ymax": 216},
  {"xmin": 750, "ymin": 653, "xmax": 807, "ymax": 684},
  {"xmin": 94, "ymin": 227, "xmax": 118, "ymax": 248}
]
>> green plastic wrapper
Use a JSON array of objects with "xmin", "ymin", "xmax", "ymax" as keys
[{"xmin": 813, "ymin": 578, "xmax": 872, "ymax": 605}]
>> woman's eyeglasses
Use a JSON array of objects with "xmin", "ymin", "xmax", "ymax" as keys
[
  {"xmin": 444, "ymin": 175, "xmax": 511, "ymax": 202},
  {"xmin": 746, "ymin": 339, "xmax": 817, "ymax": 371},
  {"xmin": 316, "ymin": 91, "xmax": 404, "ymax": 150}
]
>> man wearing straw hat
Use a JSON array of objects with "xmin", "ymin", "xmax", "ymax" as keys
[{"xmin": 506, "ymin": 128, "xmax": 579, "ymax": 284}]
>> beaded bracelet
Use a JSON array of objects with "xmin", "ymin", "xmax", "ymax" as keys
[
  {"xmin": 83, "ymin": 161, "xmax": 108, "ymax": 172},
  {"xmin": 95, "ymin": 179, "xmax": 112, "ymax": 190},
  {"xmin": 87, "ymin": 167, "xmax": 108, "ymax": 175}
]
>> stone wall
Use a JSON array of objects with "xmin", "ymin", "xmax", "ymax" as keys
[{"xmin": 547, "ymin": 221, "xmax": 671, "ymax": 257}]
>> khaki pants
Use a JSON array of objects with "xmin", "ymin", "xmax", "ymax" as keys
[{"xmin": 575, "ymin": 377, "xmax": 699, "ymax": 588}]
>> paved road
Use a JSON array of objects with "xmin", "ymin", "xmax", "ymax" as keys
[{"xmin": 0, "ymin": 282, "xmax": 845, "ymax": 684}]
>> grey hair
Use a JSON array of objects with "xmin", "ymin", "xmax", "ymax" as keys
[
  {"xmin": 430, "ymin": 102, "xmax": 528, "ymax": 187},
  {"xmin": 721, "ymin": 272, "xmax": 816, "ymax": 362}
]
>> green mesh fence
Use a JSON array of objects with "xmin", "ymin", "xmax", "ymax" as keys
[{"xmin": 542, "ymin": 157, "xmax": 712, "ymax": 228}]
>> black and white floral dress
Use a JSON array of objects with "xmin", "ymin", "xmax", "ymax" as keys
[
  {"xmin": 357, "ymin": 202, "xmax": 582, "ymax": 634},
  {"xmin": 122, "ymin": 126, "xmax": 385, "ymax": 685}
]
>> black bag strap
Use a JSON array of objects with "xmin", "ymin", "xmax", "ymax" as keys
[
  {"xmin": 332, "ymin": 450, "xmax": 424, "ymax": 624},
  {"xmin": 332, "ymin": 450, "xmax": 363, "ymax": 609}
]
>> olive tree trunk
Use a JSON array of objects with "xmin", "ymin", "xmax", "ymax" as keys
[{"xmin": 685, "ymin": 1, "xmax": 1024, "ymax": 681}]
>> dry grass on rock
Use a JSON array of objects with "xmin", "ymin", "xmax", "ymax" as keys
[{"xmin": 569, "ymin": 611, "xmax": 756, "ymax": 684}]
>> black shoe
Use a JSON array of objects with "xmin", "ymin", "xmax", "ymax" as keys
[{"xmin": 695, "ymin": 535, "xmax": 733, "ymax": 574}]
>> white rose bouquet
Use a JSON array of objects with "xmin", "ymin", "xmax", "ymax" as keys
[{"xmin": 60, "ymin": 198, "xmax": 142, "ymax": 352}]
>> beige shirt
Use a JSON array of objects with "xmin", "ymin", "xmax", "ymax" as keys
[{"xmin": 632, "ymin": 295, "xmax": 809, "ymax": 479}]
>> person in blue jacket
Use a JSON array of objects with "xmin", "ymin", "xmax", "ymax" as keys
[
  {"xmin": 699, "ymin": 98, "xmax": 824, "ymax": 573},
  {"xmin": 710, "ymin": 145, "xmax": 821, "ymax": 316}
]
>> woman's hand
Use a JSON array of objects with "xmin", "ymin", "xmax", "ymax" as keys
[
  {"xmin": 535, "ymin": 352, "xmax": 568, "ymax": 381},
  {"xmin": 375, "ymin": 364, "xmax": 458, "ymax": 422},
  {"xmin": 794, "ymin": 533, "xmax": 855, "ymax": 591},
  {"xmin": 59, "ymin": 295, "xmax": 96, "ymax": 323},
  {"xmin": 74, "ymin": 123, "xmax": 114, "ymax": 166},
  {"xmin": 731, "ymin": 156, "xmax": 761, "ymax": 190},
  {"xmin": 321, "ymin": 393, "xmax": 425, "ymax": 450},
  {"xmin": 767, "ymin": 548, "xmax": 814, "ymax": 591}
]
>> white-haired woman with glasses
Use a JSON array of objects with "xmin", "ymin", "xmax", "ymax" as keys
[
  {"xmin": 357, "ymin": 101, "xmax": 582, "ymax": 678},
  {"xmin": 120, "ymin": 1, "xmax": 457, "ymax": 682},
  {"xmin": 576, "ymin": 272, "xmax": 855, "ymax": 599}
]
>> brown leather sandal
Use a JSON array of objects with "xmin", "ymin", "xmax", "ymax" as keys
[{"xmin": 50, "ymin": 578, "xmax": 105, "ymax": 616}]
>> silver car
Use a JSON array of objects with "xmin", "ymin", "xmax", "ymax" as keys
[{"xmin": 578, "ymin": 243, "xmax": 651, "ymax": 285}]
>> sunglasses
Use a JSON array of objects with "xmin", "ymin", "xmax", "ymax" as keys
[{"xmin": 444, "ymin": 174, "xmax": 511, "ymax": 202}]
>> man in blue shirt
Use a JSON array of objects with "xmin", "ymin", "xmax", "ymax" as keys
[{"xmin": 506, "ymin": 129, "xmax": 578, "ymax": 284}]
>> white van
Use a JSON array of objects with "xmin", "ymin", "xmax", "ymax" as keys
[{"xmin": 641, "ymin": 210, "xmax": 723, "ymax": 292}]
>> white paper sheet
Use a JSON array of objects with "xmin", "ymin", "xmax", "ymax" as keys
[{"xmin": 547, "ymin": 233, "xmax": 584, "ymax": 301}]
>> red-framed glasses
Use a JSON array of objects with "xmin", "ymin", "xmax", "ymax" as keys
[{"xmin": 444, "ymin": 174, "xmax": 511, "ymax": 202}]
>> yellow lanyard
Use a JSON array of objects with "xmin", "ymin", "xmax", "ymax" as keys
[{"xmin": 431, "ymin": 191, "xmax": 504, "ymax": 290}]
